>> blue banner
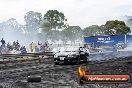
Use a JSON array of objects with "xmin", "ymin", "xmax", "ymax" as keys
[
  {"xmin": 84, "ymin": 35, "xmax": 125, "ymax": 45},
  {"xmin": 127, "ymin": 35, "xmax": 132, "ymax": 43}
]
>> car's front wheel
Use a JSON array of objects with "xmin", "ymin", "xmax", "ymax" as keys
[{"xmin": 55, "ymin": 62, "xmax": 60, "ymax": 65}]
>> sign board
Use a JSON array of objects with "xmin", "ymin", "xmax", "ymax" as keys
[{"xmin": 84, "ymin": 35, "xmax": 126, "ymax": 45}]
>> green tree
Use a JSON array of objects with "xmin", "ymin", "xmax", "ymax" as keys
[
  {"xmin": 24, "ymin": 11, "xmax": 42, "ymax": 32},
  {"xmin": 61, "ymin": 26, "xmax": 82, "ymax": 44},
  {"xmin": 83, "ymin": 25, "xmax": 105, "ymax": 36},
  {"xmin": 60, "ymin": 29, "xmax": 69, "ymax": 44},
  {"xmin": 40, "ymin": 19, "xmax": 51, "ymax": 33},
  {"xmin": 104, "ymin": 20, "xmax": 131, "ymax": 35},
  {"xmin": 43, "ymin": 10, "xmax": 67, "ymax": 30},
  {"xmin": 46, "ymin": 30, "xmax": 60, "ymax": 43},
  {"xmin": 6, "ymin": 18, "xmax": 24, "ymax": 33}
]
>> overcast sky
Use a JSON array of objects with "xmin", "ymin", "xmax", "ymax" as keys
[{"xmin": 0, "ymin": 0, "xmax": 132, "ymax": 28}]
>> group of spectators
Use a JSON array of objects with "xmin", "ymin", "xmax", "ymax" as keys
[
  {"xmin": 0, "ymin": 38, "xmax": 50, "ymax": 54},
  {"xmin": 20, "ymin": 46, "xmax": 27, "ymax": 53},
  {"xmin": 29, "ymin": 41, "xmax": 50, "ymax": 52},
  {"xmin": 7, "ymin": 40, "xmax": 20, "ymax": 50},
  {"xmin": 39, "ymin": 42, "xmax": 49, "ymax": 52},
  {"xmin": 0, "ymin": 38, "xmax": 27, "ymax": 53}
]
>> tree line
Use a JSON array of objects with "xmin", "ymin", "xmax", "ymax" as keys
[{"xmin": 0, "ymin": 10, "xmax": 131, "ymax": 44}]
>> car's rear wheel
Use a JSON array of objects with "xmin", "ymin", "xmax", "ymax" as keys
[
  {"xmin": 84, "ymin": 57, "xmax": 88, "ymax": 62},
  {"xmin": 76, "ymin": 58, "xmax": 80, "ymax": 64}
]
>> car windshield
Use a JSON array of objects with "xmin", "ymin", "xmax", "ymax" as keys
[
  {"xmin": 52, "ymin": 47, "xmax": 65, "ymax": 52},
  {"xmin": 65, "ymin": 47, "xmax": 79, "ymax": 52},
  {"xmin": 59, "ymin": 47, "xmax": 65, "ymax": 52}
]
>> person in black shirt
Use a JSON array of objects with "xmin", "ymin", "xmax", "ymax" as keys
[
  {"xmin": 16, "ymin": 40, "xmax": 20, "ymax": 50},
  {"xmin": 20, "ymin": 46, "xmax": 27, "ymax": 54},
  {"xmin": 1, "ymin": 38, "xmax": 5, "ymax": 48},
  {"xmin": 13, "ymin": 41, "xmax": 16, "ymax": 48}
]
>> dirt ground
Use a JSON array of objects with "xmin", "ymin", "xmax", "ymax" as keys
[{"xmin": 0, "ymin": 56, "xmax": 131, "ymax": 88}]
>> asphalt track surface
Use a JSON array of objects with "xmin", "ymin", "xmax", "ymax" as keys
[{"xmin": 0, "ymin": 55, "xmax": 131, "ymax": 88}]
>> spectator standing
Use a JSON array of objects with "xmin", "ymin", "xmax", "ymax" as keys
[{"xmin": 1, "ymin": 38, "xmax": 6, "ymax": 48}]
